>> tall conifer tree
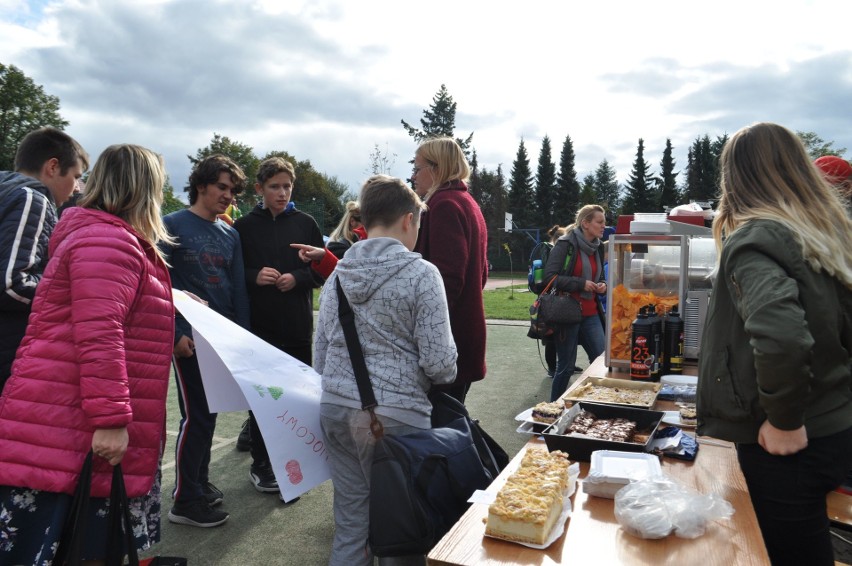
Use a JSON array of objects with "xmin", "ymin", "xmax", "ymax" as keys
[
  {"xmin": 534, "ymin": 136, "xmax": 557, "ymax": 228},
  {"xmin": 508, "ymin": 139, "xmax": 535, "ymax": 228},
  {"xmin": 622, "ymin": 138, "xmax": 655, "ymax": 214},
  {"xmin": 556, "ymin": 134, "xmax": 581, "ymax": 225},
  {"xmin": 401, "ymin": 84, "xmax": 473, "ymax": 155},
  {"xmin": 657, "ymin": 138, "xmax": 680, "ymax": 209},
  {"xmin": 593, "ymin": 159, "xmax": 620, "ymax": 212}
]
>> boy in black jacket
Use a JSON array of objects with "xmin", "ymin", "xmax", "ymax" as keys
[{"xmin": 234, "ymin": 156, "xmax": 325, "ymax": 500}]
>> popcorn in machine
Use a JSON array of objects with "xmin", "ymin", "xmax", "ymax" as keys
[{"xmin": 604, "ymin": 232, "xmax": 716, "ymax": 371}]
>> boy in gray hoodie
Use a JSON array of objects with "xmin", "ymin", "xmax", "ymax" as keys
[{"xmin": 314, "ymin": 175, "xmax": 457, "ymax": 566}]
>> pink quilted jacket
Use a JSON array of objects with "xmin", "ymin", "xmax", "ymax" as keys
[{"xmin": 0, "ymin": 207, "xmax": 174, "ymax": 498}]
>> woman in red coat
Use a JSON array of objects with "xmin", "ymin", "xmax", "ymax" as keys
[
  {"xmin": 412, "ymin": 138, "xmax": 488, "ymax": 403},
  {"xmin": 0, "ymin": 144, "xmax": 176, "ymax": 564}
]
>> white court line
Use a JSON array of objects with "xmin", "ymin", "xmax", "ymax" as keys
[{"xmin": 161, "ymin": 432, "xmax": 238, "ymax": 471}]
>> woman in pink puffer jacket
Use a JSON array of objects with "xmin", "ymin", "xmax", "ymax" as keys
[{"xmin": 0, "ymin": 144, "xmax": 176, "ymax": 564}]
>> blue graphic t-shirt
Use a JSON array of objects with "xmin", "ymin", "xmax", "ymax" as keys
[{"xmin": 162, "ymin": 209, "xmax": 251, "ymax": 340}]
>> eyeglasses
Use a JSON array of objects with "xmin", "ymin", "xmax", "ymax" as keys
[{"xmin": 412, "ymin": 164, "xmax": 433, "ymax": 175}]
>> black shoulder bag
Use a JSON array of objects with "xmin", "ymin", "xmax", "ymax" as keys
[{"xmin": 335, "ymin": 279, "xmax": 493, "ymax": 557}]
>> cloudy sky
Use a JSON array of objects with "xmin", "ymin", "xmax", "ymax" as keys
[{"xmin": 3, "ymin": 0, "xmax": 851, "ymax": 207}]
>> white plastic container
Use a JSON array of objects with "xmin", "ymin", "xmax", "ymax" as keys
[{"xmin": 583, "ymin": 450, "xmax": 663, "ymax": 499}]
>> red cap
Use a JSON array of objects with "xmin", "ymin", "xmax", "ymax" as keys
[{"xmin": 814, "ymin": 155, "xmax": 852, "ymax": 184}]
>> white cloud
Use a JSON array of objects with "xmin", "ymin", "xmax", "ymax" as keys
[{"xmin": 2, "ymin": 0, "xmax": 851, "ymax": 213}]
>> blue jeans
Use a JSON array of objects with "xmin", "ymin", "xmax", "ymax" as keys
[
  {"xmin": 550, "ymin": 315, "xmax": 605, "ymax": 401},
  {"xmin": 736, "ymin": 426, "xmax": 852, "ymax": 566}
]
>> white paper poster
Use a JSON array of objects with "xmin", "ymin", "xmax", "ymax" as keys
[{"xmin": 172, "ymin": 290, "xmax": 330, "ymax": 501}]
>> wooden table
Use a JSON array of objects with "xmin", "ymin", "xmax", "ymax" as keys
[{"xmin": 428, "ymin": 356, "xmax": 771, "ymax": 565}]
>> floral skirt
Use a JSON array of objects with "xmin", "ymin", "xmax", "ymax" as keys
[{"xmin": 0, "ymin": 468, "xmax": 161, "ymax": 565}]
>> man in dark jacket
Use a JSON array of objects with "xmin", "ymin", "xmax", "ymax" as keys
[
  {"xmin": 0, "ymin": 127, "xmax": 88, "ymax": 390},
  {"xmin": 234, "ymin": 156, "xmax": 325, "ymax": 499}
]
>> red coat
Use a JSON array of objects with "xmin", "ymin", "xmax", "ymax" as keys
[
  {"xmin": 415, "ymin": 181, "xmax": 488, "ymax": 385},
  {"xmin": 0, "ymin": 207, "xmax": 174, "ymax": 498}
]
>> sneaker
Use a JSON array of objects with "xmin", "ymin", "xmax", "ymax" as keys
[
  {"xmin": 250, "ymin": 462, "xmax": 280, "ymax": 493},
  {"xmin": 168, "ymin": 497, "xmax": 229, "ymax": 528},
  {"xmin": 202, "ymin": 481, "xmax": 224, "ymax": 507},
  {"xmin": 236, "ymin": 418, "xmax": 252, "ymax": 452}
]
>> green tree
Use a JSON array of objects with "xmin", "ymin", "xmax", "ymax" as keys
[
  {"xmin": 684, "ymin": 134, "xmax": 726, "ymax": 204},
  {"xmin": 507, "ymin": 139, "xmax": 535, "ymax": 229},
  {"xmin": 593, "ymin": 159, "xmax": 620, "ymax": 212},
  {"xmin": 189, "ymin": 133, "xmax": 261, "ymax": 208},
  {"xmin": 161, "ymin": 176, "xmax": 186, "ymax": 215},
  {"xmin": 0, "ymin": 63, "xmax": 69, "ymax": 171},
  {"xmin": 621, "ymin": 138, "xmax": 655, "ymax": 214},
  {"xmin": 579, "ymin": 174, "xmax": 597, "ymax": 208},
  {"xmin": 534, "ymin": 136, "xmax": 557, "ymax": 228},
  {"xmin": 469, "ymin": 149, "xmax": 482, "ymax": 204},
  {"xmin": 401, "ymin": 84, "xmax": 473, "ymax": 155},
  {"xmin": 656, "ymin": 138, "xmax": 680, "ymax": 209},
  {"xmin": 555, "ymin": 134, "xmax": 581, "ymax": 225},
  {"xmin": 796, "ymin": 130, "xmax": 846, "ymax": 160}
]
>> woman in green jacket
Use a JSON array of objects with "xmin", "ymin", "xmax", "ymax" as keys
[{"xmin": 698, "ymin": 122, "xmax": 852, "ymax": 566}]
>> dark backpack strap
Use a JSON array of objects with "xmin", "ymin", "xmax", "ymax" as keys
[{"xmin": 335, "ymin": 278, "xmax": 377, "ymax": 410}]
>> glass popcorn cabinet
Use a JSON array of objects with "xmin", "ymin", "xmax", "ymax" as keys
[{"xmin": 604, "ymin": 234, "xmax": 715, "ymax": 371}]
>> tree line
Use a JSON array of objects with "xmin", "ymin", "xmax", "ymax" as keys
[{"xmin": 2, "ymin": 64, "xmax": 847, "ymax": 266}]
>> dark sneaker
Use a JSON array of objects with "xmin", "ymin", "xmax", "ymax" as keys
[
  {"xmin": 202, "ymin": 481, "xmax": 224, "ymax": 507},
  {"xmin": 168, "ymin": 497, "xmax": 229, "ymax": 528},
  {"xmin": 249, "ymin": 462, "xmax": 280, "ymax": 493},
  {"xmin": 236, "ymin": 418, "xmax": 252, "ymax": 452}
]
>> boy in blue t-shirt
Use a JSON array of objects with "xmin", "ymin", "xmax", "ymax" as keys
[{"xmin": 162, "ymin": 154, "xmax": 250, "ymax": 528}]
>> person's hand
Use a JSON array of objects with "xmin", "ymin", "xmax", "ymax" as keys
[
  {"xmin": 584, "ymin": 280, "xmax": 598, "ymax": 292},
  {"xmin": 92, "ymin": 427, "xmax": 129, "ymax": 466},
  {"xmin": 758, "ymin": 421, "xmax": 808, "ymax": 455},
  {"xmin": 596, "ymin": 282, "xmax": 607, "ymax": 294},
  {"xmin": 183, "ymin": 291, "xmax": 208, "ymax": 306},
  {"xmin": 174, "ymin": 335, "xmax": 195, "ymax": 358},
  {"xmin": 256, "ymin": 267, "xmax": 282, "ymax": 286},
  {"xmin": 275, "ymin": 273, "xmax": 297, "ymax": 292},
  {"xmin": 290, "ymin": 243, "xmax": 326, "ymax": 263}
]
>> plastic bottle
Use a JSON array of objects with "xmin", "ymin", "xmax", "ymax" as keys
[
  {"xmin": 647, "ymin": 304, "xmax": 662, "ymax": 382},
  {"xmin": 662, "ymin": 304, "xmax": 685, "ymax": 374},
  {"xmin": 532, "ymin": 259, "xmax": 544, "ymax": 289},
  {"xmin": 630, "ymin": 307, "xmax": 654, "ymax": 381}
]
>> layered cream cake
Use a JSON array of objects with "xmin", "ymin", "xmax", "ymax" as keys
[{"xmin": 485, "ymin": 448, "xmax": 570, "ymax": 545}]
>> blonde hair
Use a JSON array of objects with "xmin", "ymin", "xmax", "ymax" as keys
[
  {"xmin": 329, "ymin": 200, "xmax": 361, "ymax": 244},
  {"xmin": 415, "ymin": 137, "xmax": 471, "ymax": 201},
  {"xmin": 714, "ymin": 122, "xmax": 852, "ymax": 289},
  {"xmin": 78, "ymin": 144, "xmax": 175, "ymax": 258},
  {"xmin": 566, "ymin": 204, "xmax": 606, "ymax": 235}
]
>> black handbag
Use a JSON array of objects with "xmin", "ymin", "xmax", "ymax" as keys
[
  {"xmin": 536, "ymin": 275, "xmax": 582, "ymax": 325},
  {"xmin": 54, "ymin": 451, "xmax": 139, "ymax": 566},
  {"xmin": 335, "ymin": 279, "xmax": 493, "ymax": 557}
]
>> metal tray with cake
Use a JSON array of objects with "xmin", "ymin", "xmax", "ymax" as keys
[{"xmin": 562, "ymin": 376, "xmax": 661, "ymax": 409}]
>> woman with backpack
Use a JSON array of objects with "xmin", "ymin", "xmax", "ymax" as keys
[{"xmin": 543, "ymin": 205, "xmax": 607, "ymax": 401}]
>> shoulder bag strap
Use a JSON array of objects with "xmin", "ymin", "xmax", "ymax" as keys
[{"xmin": 335, "ymin": 278, "xmax": 384, "ymax": 438}]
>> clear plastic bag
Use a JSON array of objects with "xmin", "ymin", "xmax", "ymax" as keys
[{"xmin": 613, "ymin": 476, "xmax": 734, "ymax": 539}]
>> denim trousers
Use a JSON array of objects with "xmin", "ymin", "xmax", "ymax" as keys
[
  {"xmin": 550, "ymin": 315, "xmax": 605, "ymax": 401},
  {"xmin": 320, "ymin": 404, "xmax": 427, "ymax": 566},
  {"xmin": 737, "ymin": 426, "xmax": 852, "ymax": 566}
]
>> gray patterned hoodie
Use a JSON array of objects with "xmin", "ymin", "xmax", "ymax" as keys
[{"xmin": 315, "ymin": 237, "xmax": 458, "ymax": 427}]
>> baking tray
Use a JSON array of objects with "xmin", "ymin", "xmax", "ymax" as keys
[
  {"xmin": 541, "ymin": 402, "xmax": 665, "ymax": 461},
  {"xmin": 562, "ymin": 375, "xmax": 661, "ymax": 409}
]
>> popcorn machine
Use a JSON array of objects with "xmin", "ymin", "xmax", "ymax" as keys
[{"xmin": 604, "ymin": 232, "xmax": 716, "ymax": 371}]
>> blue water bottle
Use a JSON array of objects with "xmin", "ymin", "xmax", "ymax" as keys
[{"xmin": 532, "ymin": 259, "xmax": 543, "ymax": 288}]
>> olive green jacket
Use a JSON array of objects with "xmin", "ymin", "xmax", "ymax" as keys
[{"xmin": 697, "ymin": 220, "xmax": 852, "ymax": 443}]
